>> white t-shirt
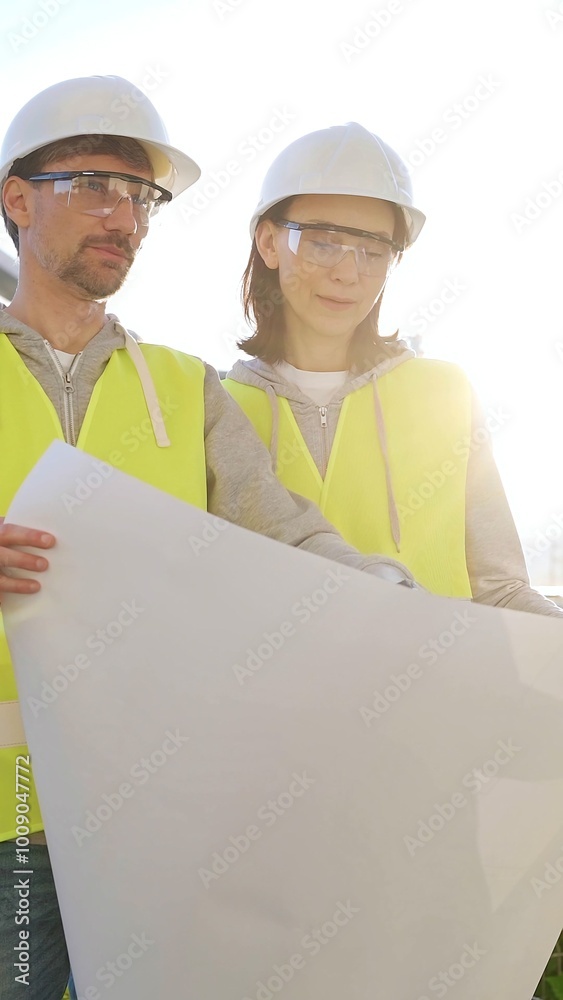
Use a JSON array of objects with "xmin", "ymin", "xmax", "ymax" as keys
[
  {"xmin": 275, "ymin": 360, "xmax": 348, "ymax": 406},
  {"xmin": 54, "ymin": 349, "xmax": 76, "ymax": 373}
]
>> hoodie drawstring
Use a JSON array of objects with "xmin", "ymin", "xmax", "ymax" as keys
[
  {"xmin": 229, "ymin": 360, "xmax": 402, "ymax": 553},
  {"xmin": 265, "ymin": 383, "xmax": 280, "ymax": 473},
  {"xmin": 122, "ymin": 331, "xmax": 170, "ymax": 448},
  {"xmin": 372, "ymin": 373, "xmax": 401, "ymax": 552}
]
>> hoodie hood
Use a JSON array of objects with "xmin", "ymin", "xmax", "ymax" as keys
[
  {"xmin": 226, "ymin": 344, "xmax": 415, "ymax": 552},
  {"xmin": 226, "ymin": 344, "xmax": 414, "ymax": 406},
  {"xmin": 0, "ymin": 305, "xmax": 132, "ymax": 364}
]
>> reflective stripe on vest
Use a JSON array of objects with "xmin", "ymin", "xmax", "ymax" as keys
[
  {"xmin": 224, "ymin": 359, "xmax": 472, "ymax": 597},
  {"xmin": 0, "ymin": 335, "xmax": 207, "ymax": 840}
]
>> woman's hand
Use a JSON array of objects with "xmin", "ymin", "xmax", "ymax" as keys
[{"xmin": 0, "ymin": 518, "xmax": 55, "ymax": 594}]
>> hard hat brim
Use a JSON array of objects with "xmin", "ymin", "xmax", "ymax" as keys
[
  {"xmin": 250, "ymin": 193, "xmax": 426, "ymax": 247},
  {"xmin": 135, "ymin": 138, "xmax": 201, "ymax": 198}
]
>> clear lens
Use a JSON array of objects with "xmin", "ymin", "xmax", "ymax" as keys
[
  {"xmin": 53, "ymin": 174, "xmax": 164, "ymax": 226},
  {"xmin": 287, "ymin": 227, "xmax": 395, "ymax": 276}
]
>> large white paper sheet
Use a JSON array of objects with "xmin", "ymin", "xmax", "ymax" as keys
[{"xmin": 3, "ymin": 441, "xmax": 563, "ymax": 1000}]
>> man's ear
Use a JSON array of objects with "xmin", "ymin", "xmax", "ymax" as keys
[
  {"xmin": 255, "ymin": 219, "xmax": 280, "ymax": 270},
  {"xmin": 2, "ymin": 177, "xmax": 34, "ymax": 233}
]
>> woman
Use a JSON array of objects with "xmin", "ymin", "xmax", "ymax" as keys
[{"xmin": 224, "ymin": 122, "xmax": 560, "ymax": 615}]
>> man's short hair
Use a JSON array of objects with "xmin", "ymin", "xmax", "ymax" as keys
[{"xmin": 1, "ymin": 134, "xmax": 153, "ymax": 252}]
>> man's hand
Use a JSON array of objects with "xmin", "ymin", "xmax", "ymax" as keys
[{"xmin": 0, "ymin": 518, "xmax": 55, "ymax": 594}]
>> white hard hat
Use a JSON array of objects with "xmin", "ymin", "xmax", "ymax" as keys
[
  {"xmin": 0, "ymin": 75, "xmax": 200, "ymax": 198},
  {"xmin": 250, "ymin": 122, "xmax": 425, "ymax": 246}
]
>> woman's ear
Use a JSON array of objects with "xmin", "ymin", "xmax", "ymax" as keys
[
  {"xmin": 2, "ymin": 177, "xmax": 34, "ymax": 234},
  {"xmin": 255, "ymin": 219, "xmax": 280, "ymax": 270}
]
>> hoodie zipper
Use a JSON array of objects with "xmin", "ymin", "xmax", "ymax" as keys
[
  {"xmin": 43, "ymin": 341, "xmax": 83, "ymax": 445},
  {"xmin": 318, "ymin": 405, "xmax": 329, "ymax": 478}
]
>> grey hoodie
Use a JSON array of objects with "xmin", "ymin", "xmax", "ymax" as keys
[
  {"xmin": 0, "ymin": 308, "xmax": 417, "ymax": 586},
  {"xmin": 226, "ymin": 351, "xmax": 562, "ymax": 617}
]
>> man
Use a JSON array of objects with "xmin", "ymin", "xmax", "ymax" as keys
[{"xmin": 0, "ymin": 76, "xmax": 416, "ymax": 1000}]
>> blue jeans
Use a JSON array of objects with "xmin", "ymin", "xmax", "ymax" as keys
[{"xmin": 0, "ymin": 841, "xmax": 76, "ymax": 1000}]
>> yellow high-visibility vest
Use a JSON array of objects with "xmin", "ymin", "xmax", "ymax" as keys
[
  {"xmin": 0, "ymin": 335, "xmax": 207, "ymax": 839},
  {"xmin": 225, "ymin": 358, "xmax": 472, "ymax": 597}
]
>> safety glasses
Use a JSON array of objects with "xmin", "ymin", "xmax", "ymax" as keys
[
  {"xmin": 276, "ymin": 220, "xmax": 403, "ymax": 276},
  {"xmin": 27, "ymin": 170, "xmax": 172, "ymax": 228}
]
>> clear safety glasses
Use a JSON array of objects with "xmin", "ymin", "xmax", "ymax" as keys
[
  {"xmin": 276, "ymin": 220, "xmax": 403, "ymax": 276},
  {"xmin": 27, "ymin": 170, "xmax": 173, "ymax": 228}
]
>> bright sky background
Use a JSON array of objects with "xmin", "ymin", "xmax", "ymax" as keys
[{"xmin": 0, "ymin": 0, "xmax": 562, "ymax": 583}]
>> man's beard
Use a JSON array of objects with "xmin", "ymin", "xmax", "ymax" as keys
[
  {"xmin": 36, "ymin": 235, "xmax": 136, "ymax": 299},
  {"xmin": 57, "ymin": 237, "xmax": 136, "ymax": 298}
]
